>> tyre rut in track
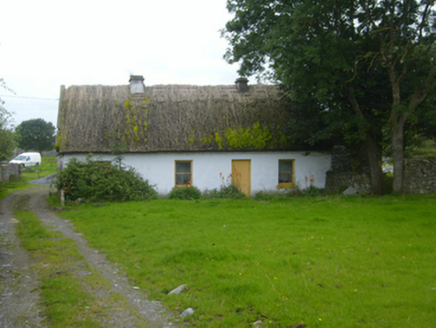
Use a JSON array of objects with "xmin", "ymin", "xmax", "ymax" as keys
[{"xmin": 0, "ymin": 188, "xmax": 174, "ymax": 327}]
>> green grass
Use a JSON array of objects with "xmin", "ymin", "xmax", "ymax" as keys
[
  {"xmin": 21, "ymin": 155, "xmax": 57, "ymax": 181},
  {"xmin": 0, "ymin": 156, "xmax": 57, "ymax": 199},
  {"xmin": 57, "ymin": 195, "xmax": 436, "ymax": 327},
  {"xmin": 14, "ymin": 196, "xmax": 138, "ymax": 327}
]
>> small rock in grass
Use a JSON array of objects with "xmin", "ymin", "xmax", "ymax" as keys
[
  {"xmin": 133, "ymin": 286, "xmax": 140, "ymax": 290},
  {"xmin": 181, "ymin": 308, "xmax": 194, "ymax": 317},
  {"xmin": 168, "ymin": 284, "xmax": 187, "ymax": 295},
  {"xmin": 253, "ymin": 320, "xmax": 262, "ymax": 326},
  {"xmin": 343, "ymin": 186, "xmax": 358, "ymax": 195}
]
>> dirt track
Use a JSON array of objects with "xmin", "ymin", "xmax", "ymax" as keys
[{"xmin": 0, "ymin": 188, "xmax": 173, "ymax": 327}]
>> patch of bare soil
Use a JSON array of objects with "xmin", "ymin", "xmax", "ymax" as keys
[{"xmin": 0, "ymin": 188, "xmax": 174, "ymax": 327}]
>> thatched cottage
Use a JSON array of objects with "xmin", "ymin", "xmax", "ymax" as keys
[{"xmin": 56, "ymin": 75, "xmax": 331, "ymax": 196}]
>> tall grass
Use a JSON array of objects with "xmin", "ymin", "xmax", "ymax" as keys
[{"xmin": 58, "ymin": 195, "xmax": 436, "ymax": 327}]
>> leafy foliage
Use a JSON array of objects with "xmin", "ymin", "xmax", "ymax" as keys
[
  {"xmin": 255, "ymin": 186, "xmax": 326, "ymax": 200},
  {"xmin": 168, "ymin": 186, "xmax": 202, "ymax": 200},
  {"xmin": 0, "ymin": 79, "xmax": 18, "ymax": 160},
  {"xmin": 223, "ymin": 0, "xmax": 436, "ymax": 193},
  {"xmin": 0, "ymin": 124, "xmax": 18, "ymax": 161},
  {"xmin": 16, "ymin": 118, "xmax": 56, "ymax": 152},
  {"xmin": 216, "ymin": 184, "xmax": 246, "ymax": 199},
  {"xmin": 56, "ymin": 159, "xmax": 157, "ymax": 203},
  {"xmin": 203, "ymin": 184, "xmax": 246, "ymax": 199}
]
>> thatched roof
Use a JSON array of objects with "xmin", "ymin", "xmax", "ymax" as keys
[{"xmin": 57, "ymin": 78, "xmax": 295, "ymax": 153}]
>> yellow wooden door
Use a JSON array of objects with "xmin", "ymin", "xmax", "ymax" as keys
[{"xmin": 232, "ymin": 160, "xmax": 251, "ymax": 197}]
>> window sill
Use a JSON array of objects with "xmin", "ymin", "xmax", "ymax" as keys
[{"xmin": 277, "ymin": 183, "xmax": 295, "ymax": 189}]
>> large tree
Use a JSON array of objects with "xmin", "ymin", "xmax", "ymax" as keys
[
  {"xmin": 223, "ymin": 0, "xmax": 436, "ymax": 194},
  {"xmin": 16, "ymin": 118, "xmax": 56, "ymax": 153}
]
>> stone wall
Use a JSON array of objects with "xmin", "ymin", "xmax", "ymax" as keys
[
  {"xmin": 325, "ymin": 145, "xmax": 371, "ymax": 194},
  {"xmin": 325, "ymin": 171, "xmax": 371, "ymax": 194},
  {"xmin": 330, "ymin": 145, "xmax": 370, "ymax": 175},
  {"xmin": 404, "ymin": 158, "xmax": 436, "ymax": 194},
  {"xmin": 0, "ymin": 162, "xmax": 22, "ymax": 183},
  {"xmin": 326, "ymin": 157, "xmax": 436, "ymax": 194}
]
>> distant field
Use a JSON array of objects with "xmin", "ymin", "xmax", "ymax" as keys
[
  {"xmin": 21, "ymin": 156, "xmax": 57, "ymax": 180},
  {"xmin": 0, "ymin": 156, "xmax": 57, "ymax": 198},
  {"xmin": 58, "ymin": 195, "xmax": 436, "ymax": 327}
]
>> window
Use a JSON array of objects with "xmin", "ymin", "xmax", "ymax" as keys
[
  {"xmin": 278, "ymin": 159, "xmax": 294, "ymax": 188},
  {"xmin": 175, "ymin": 160, "xmax": 192, "ymax": 187}
]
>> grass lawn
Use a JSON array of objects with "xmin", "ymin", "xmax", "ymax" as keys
[
  {"xmin": 0, "ymin": 156, "xmax": 57, "ymax": 198},
  {"xmin": 57, "ymin": 195, "xmax": 436, "ymax": 327},
  {"xmin": 21, "ymin": 155, "xmax": 57, "ymax": 181}
]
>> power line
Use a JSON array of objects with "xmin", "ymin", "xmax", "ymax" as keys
[{"xmin": 0, "ymin": 94, "xmax": 59, "ymax": 101}]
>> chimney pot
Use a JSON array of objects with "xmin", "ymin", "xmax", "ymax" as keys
[
  {"xmin": 129, "ymin": 75, "xmax": 145, "ymax": 94},
  {"xmin": 235, "ymin": 77, "xmax": 249, "ymax": 92}
]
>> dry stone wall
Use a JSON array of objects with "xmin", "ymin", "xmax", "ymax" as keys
[
  {"xmin": 325, "ymin": 156, "xmax": 436, "ymax": 195},
  {"xmin": 325, "ymin": 145, "xmax": 371, "ymax": 194},
  {"xmin": 404, "ymin": 158, "xmax": 436, "ymax": 194},
  {"xmin": 0, "ymin": 163, "xmax": 21, "ymax": 183},
  {"xmin": 325, "ymin": 171, "xmax": 371, "ymax": 194}
]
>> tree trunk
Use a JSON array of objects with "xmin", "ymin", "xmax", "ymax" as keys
[
  {"xmin": 347, "ymin": 85, "xmax": 384, "ymax": 195},
  {"xmin": 387, "ymin": 69, "xmax": 406, "ymax": 194},
  {"xmin": 391, "ymin": 116, "xmax": 406, "ymax": 194},
  {"xmin": 365, "ymin": 133, "xmax": 384, "ymax": 195}
]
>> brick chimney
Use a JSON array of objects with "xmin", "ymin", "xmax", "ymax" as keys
[
  {"xmin": 129, "ymin": 75, "xmax": 145, "ymax": 94},
  {"xmin": 235, "ymin": 77, "xmax": 249, "ymax": 92}
]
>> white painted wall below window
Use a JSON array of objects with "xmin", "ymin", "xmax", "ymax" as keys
[{"xmin": 59, "ymin": 151, "xmax": 331, "ymax": 196}]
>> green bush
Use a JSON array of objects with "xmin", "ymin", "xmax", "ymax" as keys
[
  {"xmin": 299, "ymin": 185, "xmax": 326, "ymax": 197},
  {"xmin": 255, "ymin": 186, "xmax": 326, "ymax": 200},
  {"xmin": 255, "ymin": 191, "xmax": 291, "ymax": 201},
  {"xmin": 56, "ymin": 159, "xmax": 157, "ymax": 203},
  {"xmin": 216, "ymin": 184, "xmax": 246, "ymax": 199},
  {"xmin": 383, "ymin": 173, "xmax": 393, "ymax": 195},
  {"xmin": 202, "ymin": 185, "xmax": 246, "ymax": 199},
  {"xmin": 201, "ymin": 188, "xmax": 221, "ymax": 199},
  {"xmin": 168, "ymin": 186, "xmax": 202, "ymax": 200}
]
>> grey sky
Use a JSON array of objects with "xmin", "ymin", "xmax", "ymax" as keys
[{"xmin": 0, "ymin": 0, "xmax": 239, "ymax": 128}]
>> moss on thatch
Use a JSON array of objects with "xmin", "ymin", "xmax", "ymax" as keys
[{"xmin": 57, "ymin": 83, "xmax": 294, "ymax": 153}]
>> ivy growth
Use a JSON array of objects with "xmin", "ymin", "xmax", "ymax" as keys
[
  {"xmin": 114, "ymin": 96, "xmax": 151, "ymax": 147},
  {"xmin": 198, "ymin": 122, "xmax": 289, "ymax": 150}
]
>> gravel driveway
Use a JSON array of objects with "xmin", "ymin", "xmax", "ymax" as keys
[{"xmin": 0, "ymin": 183, "xmax": 174, "ymax": 327}]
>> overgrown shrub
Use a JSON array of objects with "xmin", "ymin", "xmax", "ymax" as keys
[
  {"xmin": 383, "ymin": 174, "xmax": 393, "ymax": 195},
  {"xmin": 168, "ymin": 186, "xmax": 202, "ymax": 200},
  {"xmin": 255, "ymin": 186, "xmax": 326, "ymax": 200},
  {"xmin": 202, "ymin": 185, "xmax": 246, "ymax": 199},
  {"xmin": 299, "ymin": 185, "xmax": 326, "ymax": 197},
  {"xmin": 217, "ymin": 184, "xmax": 246, "ymax": 199},
  {"xmin": 255, "ymin": 191, "xmax": 292, "ymax": 201},
  {"xmin": 56, "ymin": 159, "xmax": 157, "ymax": 203},
  {"xmin": 201, "ymin": 189, "xmax": 221, "ymax": 199}
]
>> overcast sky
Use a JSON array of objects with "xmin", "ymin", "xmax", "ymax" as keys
[{"xmin": 0, "ymin": 0, "xmax": 240, "ymax": 128}]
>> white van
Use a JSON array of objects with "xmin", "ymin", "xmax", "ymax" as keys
[{"xmin": 9, "ymin": 152, "xmax": 42, "ymax": 167}]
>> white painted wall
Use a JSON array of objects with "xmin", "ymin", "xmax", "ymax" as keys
[{"xmin": 59, "ymin": 151, "xmax": 331, "ymax": 196}]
